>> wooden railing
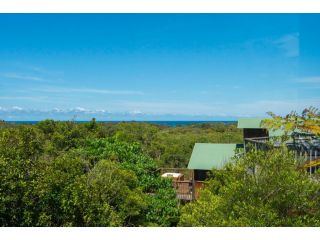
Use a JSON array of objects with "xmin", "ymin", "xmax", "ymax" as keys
[
  {"xmin": 244, "ymin": 135, "xmax": 320, "ymax": 175},
  {"xmin": 160, "ymin": 168, "xmax": 207, "ymax": 201},
  {"xmin": 159, "ymin": 168, "xmax": 193, "ymax": 200},
  {"xmin": 173, "ymin": 180, "xmax": 193, "ymax": 201}
]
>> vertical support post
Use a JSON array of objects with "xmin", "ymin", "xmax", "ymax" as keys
[
  {"xmin": 317, "ymin": 150, "xmax": 319, "ymax": 174},
  {"xmin": 192, "ymin": 170, "xmax": 196, "ymax": 201},
  {"xmin": 310, "ymin": 149, "xmax": 312, "ymax": 176}
]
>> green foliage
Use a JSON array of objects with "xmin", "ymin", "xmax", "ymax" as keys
[
  {"xmin": 79, "ymin": 160, "xmax": 147, "ymax": 226},
  {"xmin": 179, "ymin": 147, "xmax": 320, "ymax": 226},
  {"xmin": 262, "ymin": 106, "xmax": 320, "ymax": 136},
  {"xmin": 149, "ymin": 123, "xmax": 242, "ymax": 168},
  {"xmin": 31, "ymin": 153, "xmax": 88, "ymax": 226},
  {"xmin": 76, "ymin": 138, "xmax": 180, "ymax": 226},
  {"xmin": 102, "ymin": 122, "xmax": 242, "ymax": 168},
  {"xmin": 1, "ymin": 118, "xmax": 319, "ymax": 227},
  {"xmin": 0, "ymin": 120, "xmax": 183, "ymax": 226}
]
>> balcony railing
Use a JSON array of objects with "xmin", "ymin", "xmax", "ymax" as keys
[
  {"xmin": 244, "ymin": 134, "xmax": 320, "ymax": 174},
  {"xmin": 159, "ymin": 168, "xmax": 206, "ymax": 201}
]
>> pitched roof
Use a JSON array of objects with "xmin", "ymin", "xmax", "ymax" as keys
[
  {"xmin": 237, "ymin": 118, "xmax": 264, "ymax": 129},
  {"xmin": 188, "ymin": 143, "xmax": 240, "ymax": 170},
  {"xmin": 237, "ymin": 118, "xmax": 285, "ymax": 137}
]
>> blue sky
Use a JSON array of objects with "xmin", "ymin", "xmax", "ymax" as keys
[{"xmin": 0, "ymin": 14, "xmax": 319, "ymax": 120}]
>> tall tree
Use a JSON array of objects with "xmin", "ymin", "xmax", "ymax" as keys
[{"xmin": 262, "ymin": 107, "xmax": 320, "ymax": 136}]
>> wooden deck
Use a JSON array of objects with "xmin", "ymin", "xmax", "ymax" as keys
[
  {"xmin": 173, "ymin": 180, "xmax": 193, "ymax": 201},
  {"xmin": 160, "ymin": 168, "xmax": 206, "ymax": 201}
]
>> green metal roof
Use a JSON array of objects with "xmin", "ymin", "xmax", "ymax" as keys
[
  {"xmin": 237, "ymin": 118, "xmax": 264, "ymax": 129},
  {"xmin": 188, "ymin": 143, "xmax": 239, "ymax": 170},
  {"xmin": 237, "ymin": 118, "xmax": 285, "ymax": 136}
]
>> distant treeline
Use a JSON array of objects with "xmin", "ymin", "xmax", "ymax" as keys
[
  {"xmin": 0, "ymin": 119, "xmax": 242, "ymax": 168},
  {"xmin": 103, "ymin": 121, "xmax": 242, "ymax": 168}
]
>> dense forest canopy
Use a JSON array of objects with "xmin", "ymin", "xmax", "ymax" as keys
[
  {"xmin": 0, "ymin": 119, "xmax": 241, "ymax": 226},
  {"xmin": 98, "ymin": 121, "xmax": 242, "ymax": 168}
]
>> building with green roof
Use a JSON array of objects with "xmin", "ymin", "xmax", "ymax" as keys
[
  {"xmin": 237, "ymin": 118, "xmax": 284, "ymax": 137},
  {"xmin": 167, "ymin": 117, "xmax": 320, "ymax": 201},
  {"xmin": 187, "ymin": 118, "xmax": 283, "ymax": 181},
  {"xmin": 237, "ymin": 118, "xmax": 265, "ymax": 129},
  {"xmin": 178, "ymin": 118, "xmax": 319, "ymax": 200},
  {"xmin": 187, "ymin": 143, "xmax": 243, "ymax": 181},
  {"xmin": 188, "ymin": 143, "xmax": 240, "ymax": 170}
]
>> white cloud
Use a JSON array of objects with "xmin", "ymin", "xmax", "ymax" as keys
[
  {"xmin": 296, "ymin": 76, "xmax": 320, "ymax": 83},
  {"xmin": 15, "ymin": 63, "xmax": 64, "ymax": 76},
  {"xmin": 33, "ymin": 87, "xmax": 144, "ymax": 96},
  {"xmin": 130, "ymin": 110, "xmax": 143, "ymax": 115},
  {"xmin": 232, "ymin": 85, "xmax": 241, "ymax": 89},
  {"xmin": 235, "ymin": 98, "xmax": 320, "ymax": 116},
  {"xmin": 114, "ymin": 97, "xmax": 320, "ymax": 117},
  {"xmin": 0, "ymin": 96, "xmax": 47, "ymax": 101},
  {"xmin": 52, "ymin": 108, "xmax": 63, "ymax": 112},
  {"xmin": 12, "ymin": 106, "xmax": 23, "ymax": 111},
  {"xmin": 273, "ymin": 32, "xmax": 299, "ymax": 57},
  {"xmin": 75, "ymin": 107, "xmax": 87, "ymax": 112},
  {"xmin": 60, "ymin": 107, "xmax": 110, "ymax": 114},
  {"xmin": 1, "ymin": 98, "xmax": 318, "ymax": 120},
  {"xmin": 244, "ymin": 32, "xmax": 299, "ymax": 58},
  {"xmin": 114, "ymin": 100, "xmax": 229, "ymax": 115},
  {"xmin": 3, "ymin": 73, "xmax": 44, "ymax": 82}
]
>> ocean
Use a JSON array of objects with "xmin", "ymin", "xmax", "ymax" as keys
[{"xmin": 5, "ymin": 121, "xmax": 237, "ymax": 127}]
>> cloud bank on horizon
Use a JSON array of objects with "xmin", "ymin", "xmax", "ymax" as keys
[{"xmin": 0, "ymin": 14, "xmax": 319, "ymax": 120}]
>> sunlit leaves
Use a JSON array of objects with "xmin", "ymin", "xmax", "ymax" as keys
[{"xmin": 263, "ymin": 106, "xmax": 320, "ymax": 136}]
